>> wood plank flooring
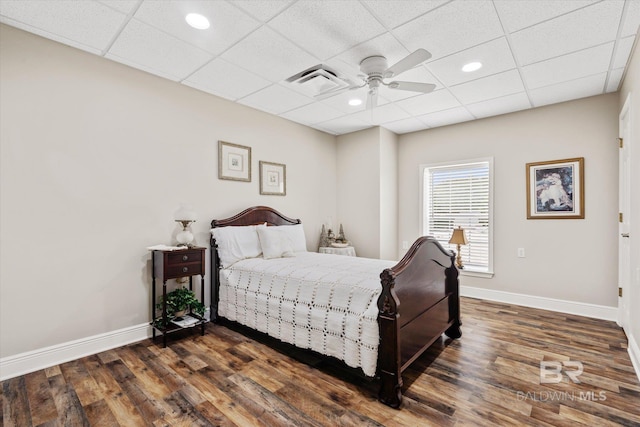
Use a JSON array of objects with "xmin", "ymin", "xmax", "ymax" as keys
[{"xmin": 3, "ymin": 297, "xmax": 639, "ymax": 426}]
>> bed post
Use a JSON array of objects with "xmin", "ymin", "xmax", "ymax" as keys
[
  {"xmin": 209, "ymin": 234, "xmax": 220, "ymax": 323},
  {"xmin": 445, "ymin": 260, "xmax": 462, "ymax": 339},
  {"xmin": 377, "ymin": 269, "xmax": 403, "ymax": 408}
]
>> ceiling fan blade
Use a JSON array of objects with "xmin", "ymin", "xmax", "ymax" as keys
[
  {"xmin": 384, "ymin": 49, "xmax": 432, "ymax": 78},
  {"xmin": 366, "ymin": 89, "xmax": 378, "ymax": 110},
  {"xmin": 388, "ymin": 81, "xmax": 436, "ymax": 93}
]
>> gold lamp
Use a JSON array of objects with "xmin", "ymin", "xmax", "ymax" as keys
[{"xmin": 449, "ymin": 226, "xmax": 468, "ymax": 269}]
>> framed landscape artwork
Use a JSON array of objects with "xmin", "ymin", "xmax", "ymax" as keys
[
  {"xmin": 218, "ymin": 141, "xmax": 251, "ymax": 182},
  {"xmin": 526, "ymin": 157, "xmax": 584, "ymax": 219},
  {"xmin": 259, "ymin": 161, "xmax": 286, "ymax": 196}
]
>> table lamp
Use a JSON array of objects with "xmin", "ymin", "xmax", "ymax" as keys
[
  {"xmin": 448, "ymin": 226, "xmax": 468, "ymax": 269},
  {"xmin": 174, "ymin": 204, "xmax": 197, "ymax": 247}
]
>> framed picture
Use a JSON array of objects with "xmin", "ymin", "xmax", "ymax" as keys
[
  {"xmin": 218, "ymin": 141, "xmax": 251, "ymax": 182},
  {"xmin": 259, "ymin": 161, "xmax": 286, "ymax": 196},
  {"xmin": 526, "ymin": 157, "xmax": 584, "ymax": 219}
]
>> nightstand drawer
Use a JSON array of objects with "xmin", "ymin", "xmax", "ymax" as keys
[
  {"xmin": 167, "ymin": 250, "xmax": 202, "ymax": 266},
  {"xmin": 166, "ymin": 263, "xmax": 200, "ymax": 278}
]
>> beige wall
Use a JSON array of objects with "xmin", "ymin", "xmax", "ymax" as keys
[
  {"xmin": 398, "ymin": 94, "xmax": 620, "ymax": 307},
  {"xmin": 0, "ymin": 25, "xmax": 337, "ymax": 358},
  {"xmin": 379, "ymin": 128, "xmax": 398, "ymax": 260},
  {"xmin": 619, "ymin": 38, "xmax": 640, "ymax": 366}
]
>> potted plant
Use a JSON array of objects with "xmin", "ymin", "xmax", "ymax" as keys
[{"xmin": 156, "ymin": 286, "xmax": 205, "ymax": 320}]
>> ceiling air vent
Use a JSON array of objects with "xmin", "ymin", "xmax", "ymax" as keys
[{"xmin": 286, "ymin": 64, "xmax": 351, "ymax": 97}]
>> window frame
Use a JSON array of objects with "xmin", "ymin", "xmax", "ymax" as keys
[{"xmin": 419, "ymin": 157, "xmax": 494, "ymax": 278}]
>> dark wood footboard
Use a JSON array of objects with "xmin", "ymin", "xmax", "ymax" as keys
[{"xmin": 377, "ymin": 236, "xmax": 461, "ymax": 408}]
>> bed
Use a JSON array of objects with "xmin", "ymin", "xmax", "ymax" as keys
[{"xmin": 209, "ymin": 206, "xmax": 461, "ymax": 408}]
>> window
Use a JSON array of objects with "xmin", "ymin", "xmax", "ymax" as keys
[{"xmin": 421, "ymin": 159, "xmax": 493, "ymax": 275}]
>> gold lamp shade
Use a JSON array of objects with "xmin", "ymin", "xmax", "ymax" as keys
[{"xmin": 449, "ymin": 226, "xmax": 468, "ymax": 269}]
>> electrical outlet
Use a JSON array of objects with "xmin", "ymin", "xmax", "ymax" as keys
[
  {"xmin": 517, "ymin": 248, "xmax": 525, "ymax": 258},
  {"xmin": 402, "ymin": 241, "xmax": 409, "ymax": 249}
]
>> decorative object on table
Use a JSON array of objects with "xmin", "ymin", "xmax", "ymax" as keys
[
  {"xmin": 327, "ymin": 228, "xmax": 335, "ymax": 245},
  {"xmin": 319, "ymin": 224, "xmax": 329, "ymax": 249},
  {"xmin": 174, "ymin": 204, "xmax": 197, "ymax": 247},
  {"xmin": 449, "ymin": 226, "xmax": 468, "ymax": 269},
  {"xmin": 259, "ymin": 161, "xmax": 286, "ymax": 195},
  {"xmin": 526, "ymin": 157, "xmax": 584, "ymax": 219},
  {"xmin": 156, "ymin": 286, "xmax": 205, "ymax": 321},
  {"xmin": 331, "ymin": 242, "xmax": 350, "ymax": 248},
  {"xmin": 336, "ymin": 224, "xmax": 347, "ymax": 243},
  {"xmin": 219, "ymin": 140, "xmax": 251, "ymax": 182}
]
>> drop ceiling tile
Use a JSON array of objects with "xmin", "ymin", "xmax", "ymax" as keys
[
  {"xmin": 529, "ymin": 72, "xmax": 606, "ymax": 107},
  {"xmin": 510, "ymin": 1, "xmax": 624, "ymax": 66},
  {"xmin": 319, "ymin": 89, "xmax": 390, "ymax": 114},
  {"xmin": 267, "ymin": 1, "xmax": 386, "ymax": 60},
  {"xmin": 395, "ymin": 89, "xmax": 460, "ymax": 116},
  {"xmin": 238, "ymin": 84, "xmax": 313, "ymax": 115},
  {"xmin": 494, "ymin": 0, "xmax": 597, "ymax": 33},
  {"xmin": 133, "ymin": 0, "xmax": 260, "ymax": 56},
  {"xmin": 393, "ymin": 1, "xmax": 503, "ymax": 59},
  {"xmin": 314, "ymin": 115, "xmax": 371, "ymax": 135},
  {"xmin": 106, "ymin": 19, "xmax": 213, "ymax": 81},
  {"xmin": 221, "ymin": 26, "xmax": 319, "ymax": 83},
  {"xmin": 183, "ymin": 58, "xmax": 271, "ymax": 101},
  {"xmin": 450, "ymin": 69, "xmax": 525, "ymax": 105},
  {"xmin": 360, "ymin": 0, "xmax": 447, "ymax": 29},
  {"xmin": 606, "ymin": 68, "xmax": 624, "ymax": 93},
  {"xmin": 427, "ymin": 37, "xmax": 516, "ymax": 86},
  {"xmin": 280, "ymin": 102, "xmax": 344, "ymax": 125},
  {"xmin": 621, "ymin": 0, "xmax": 640, "ymax": 37},
  {"xmin": 382, "ymin": 117, "xmax": 430, "ymax": 134},
  {"xmin": 417, "ymin": 107, "xmax": 475, "ymax": 128},
  {"xmin": 232, "ymin": 0, "xmax": 294, "ymax": 22},
  {"xmin": 0, "ymin": 0, "xmax": 127, "ymax": 53},
  {"xmin": 522, "ymin": 43, "xmax": 613, "ymax": 89},
  {"xmin": 98, "ymin": 0, "xmax": 139, "ymax": 14},
  {"xmin": 466, "ymin": 92, "xmax": 531, "ymax": 119},
  {"xmin": 347, "ymin": 103, "xmax": 411, "ymax": 125},
  {"xmin": 612, "ymin": 36, "xmax": 636, "ymax": 69}
]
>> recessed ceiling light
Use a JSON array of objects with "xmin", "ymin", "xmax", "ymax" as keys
[
  {"xmin": 462, "ymin": 62, "xmax": 482, "ymax": 72},
  {"xmin": 348, "ymin": 98, "xmax": 363, "ymax": 106},
  {"xmin": 185, "ymin": 13, "xmax": 210, "ymax": 30}
]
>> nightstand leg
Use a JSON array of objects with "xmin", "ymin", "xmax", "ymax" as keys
[
  {"xmin": 201, "ymin": 274, "xmax": 205, "ymax": 336},
  {"xmin": 162, "ymin": 281, "xmax": 167, "ymax": 348}
]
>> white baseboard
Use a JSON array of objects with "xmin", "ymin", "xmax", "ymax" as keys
[
  {"xmin": 460, "ymin": 285, "xmax": 618, "ymax": 321},
  {"xmin": 0, "ymin": 322, "xmax": 152, "ymax": 381},
  {"xmin": 628, "ymin": 332, "xmax": 640, "ymax": 383}
]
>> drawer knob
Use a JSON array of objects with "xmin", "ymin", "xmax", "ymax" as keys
[
  {"xmin": 182, "ymin": 255, "xmax": 189, "ymax": 261},
  {"xmin": 182, "ymin": 267, "xmax": 188, "ymax": 273}
]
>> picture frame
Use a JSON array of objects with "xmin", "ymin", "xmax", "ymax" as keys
[
  {"xmin": 259, "ymin": 161, "xmax": 286, "ymax": 196},
  {"xmin": 218, "ymin": 141, "xmax": 251, "ymax": 182},
  {"xmin": 526, "ymin": 157, "xmax": 584, "ymax": 219}
]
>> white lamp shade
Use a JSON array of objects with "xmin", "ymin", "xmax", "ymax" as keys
[{"xmin": 174, "ymin": 204, "xmax": 197, "ymax": 222}]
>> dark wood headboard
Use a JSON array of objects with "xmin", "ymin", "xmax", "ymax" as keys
[{"xmin": 210, "ymin": 206, "xmax": 301, "ymax": 228}]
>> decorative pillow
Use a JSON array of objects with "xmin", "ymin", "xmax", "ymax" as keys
[
  {"xmin": 257, "ymin": 226, "xmax": 296, "ymax": 259},
  {"xmin": 210, "ymin": 223, "xmax": 266, "ymax": 268},
  {"xmin": 277, "ymin": 223, "xmax": 307, "ymax": 252}
]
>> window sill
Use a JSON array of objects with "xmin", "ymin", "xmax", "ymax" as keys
[{"xmin": 459, "ymin": 269, "xmax": 494, "ymax": 279}]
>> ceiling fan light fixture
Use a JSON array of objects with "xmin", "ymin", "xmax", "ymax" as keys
[
  {"xmin": 348, "ymin": 98, "xmax": 363, "ymax": 106},
  {"xmin": 185, "ymin": 13, "xmax": 210, "ymax": 30},
  {"xmin": 462, "ymin": 61, "xmax": 482, "ymax": 72}
]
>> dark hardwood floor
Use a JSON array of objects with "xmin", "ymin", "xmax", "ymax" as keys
[{"xmin": 2, "ymin": 297, "xmax": 639, "ymax": 426}]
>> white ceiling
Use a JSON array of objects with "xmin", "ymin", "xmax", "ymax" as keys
[{"xmin": 1, "ymin": 0, "xmax": 638, "ymax": 135}]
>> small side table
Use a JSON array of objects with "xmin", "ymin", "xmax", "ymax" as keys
[
  {"xmin": 151, "ymin": 247, "xmax": 206, "ymax": 347},
  {"xmin": 319, "ymin": 246, "xmax": 356, "ymax": 256}
]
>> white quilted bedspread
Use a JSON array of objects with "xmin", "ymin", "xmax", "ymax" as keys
[{"xmin": 218, "ymin": 252, "xmax": 396, "ymax": 377}]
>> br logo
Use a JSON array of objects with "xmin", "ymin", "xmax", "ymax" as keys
[{"xmin": 540, "ymin": 361, "xmax": 583, "ymax": 384}]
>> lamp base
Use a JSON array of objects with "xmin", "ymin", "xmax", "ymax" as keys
[{"xmin": 456, "ymin": 245, "xmax": 464, "ymax": 269}]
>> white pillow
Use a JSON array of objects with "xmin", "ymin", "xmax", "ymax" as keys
[
  {"xmin": 257, "ymin": 227, "xmax": 296, "ymax": 259},
  {"xmin": 211, "ymin": 224, "xmax": 266, "ymax": 268},
  {"xmin": 277, "ymin": 223, "xmax": 307, "ymax": 252}
]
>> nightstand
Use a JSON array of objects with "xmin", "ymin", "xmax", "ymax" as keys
[
  {"xmin": 319, "ymin": 246, "xmax": 356, "ymax": 256},
  {"xmin": 151, "ymin": 247, "xmax": 206, "ymax": 347}
]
